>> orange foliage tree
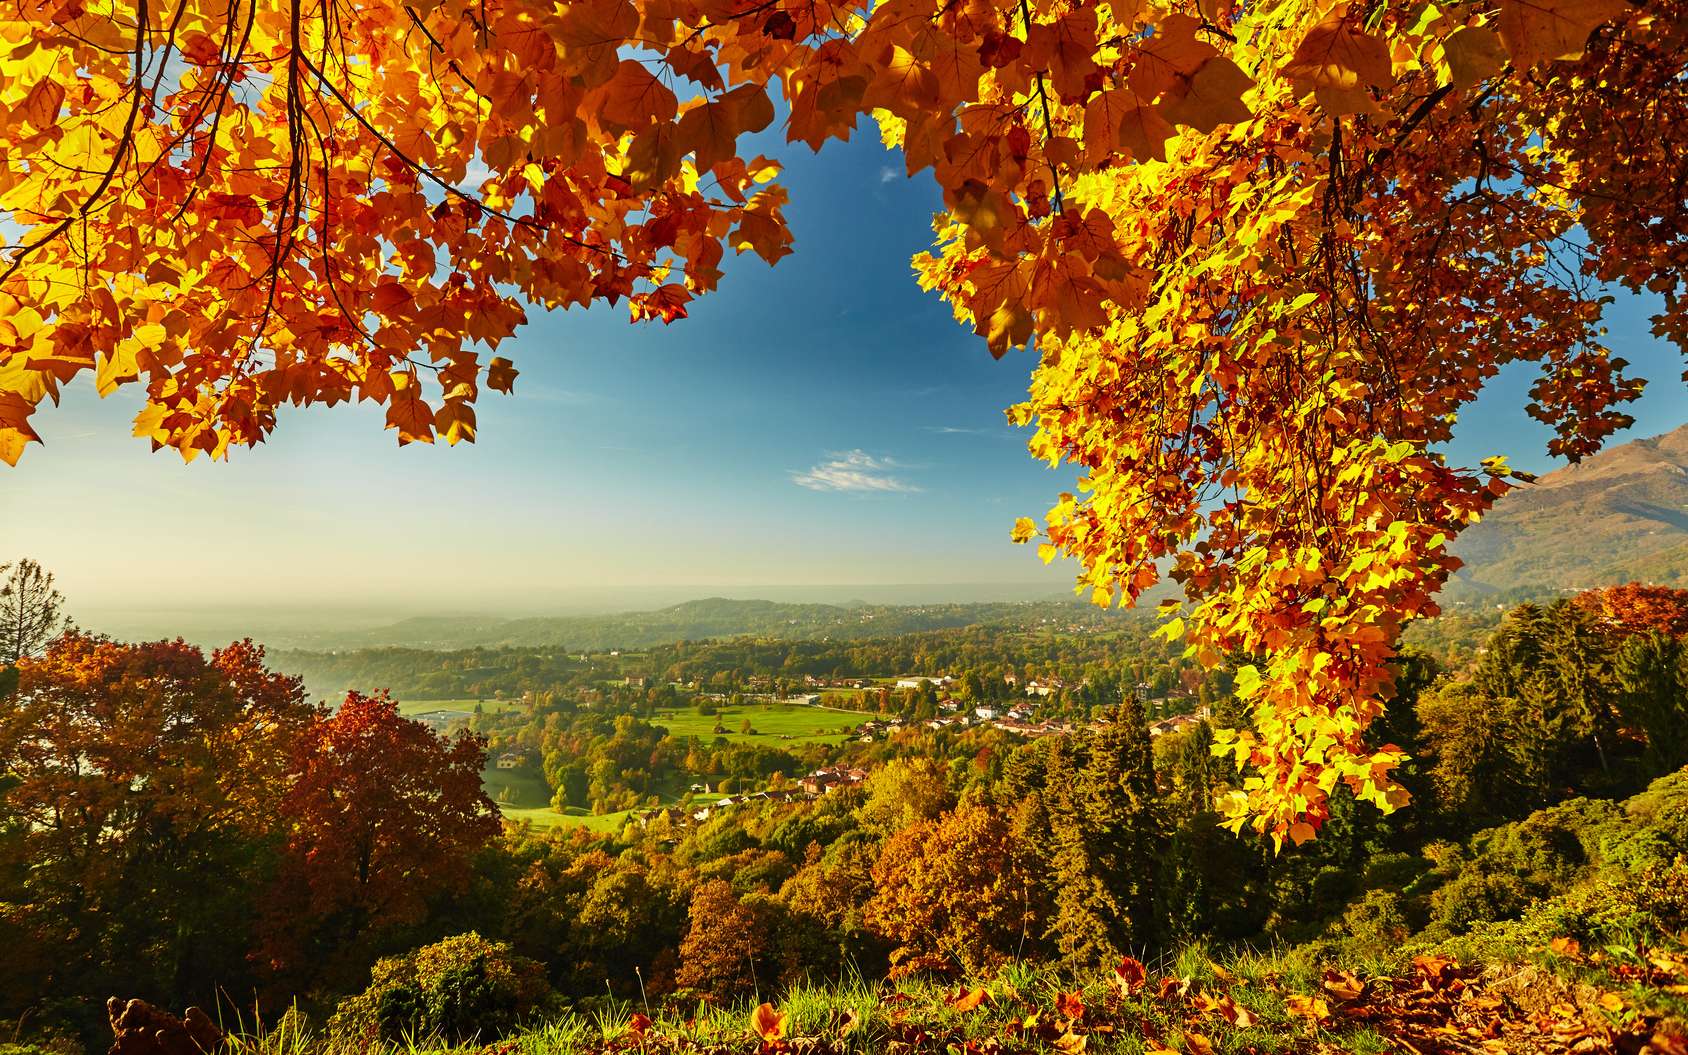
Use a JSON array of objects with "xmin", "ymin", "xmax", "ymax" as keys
[
  {"xmin": 264, "ymin": 691, "xmax": 499, "ymax": 973},
  {"xmin": 1572, "ymin": 583, "xmax": 1688, "ymax": 639},
  {"xmin": 865, "ymin": 803, "xmax": 1047, "ymax": 973},
  {"xmin": 3, "ymin": 0, "xmax": 1684, "ymax": 842}
]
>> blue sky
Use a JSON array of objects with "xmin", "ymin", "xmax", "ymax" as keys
[{"xmin": 4, "ymin": 127, "xmax": 1685, "ymax": 617}]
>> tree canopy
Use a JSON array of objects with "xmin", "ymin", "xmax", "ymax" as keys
[{"xmin": 2, "ymin": 0, "xmax": 1683, "ymax": 842}]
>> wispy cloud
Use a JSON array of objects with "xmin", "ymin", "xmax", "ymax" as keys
[
  {"xmin": 791, "ymin": 450, "xmax": 921, "ymax": 493},
  {"xmin": 879, "ymin": 166, "xmax": 900, "ymax": 184},
  {"xmin": 923, "ymin": 425, "xmax": 988, "ymax": 435}
]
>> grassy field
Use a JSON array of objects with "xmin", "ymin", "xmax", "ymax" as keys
[
  {"xmin": 650, "ymin": 702, "xmax": 865, "ymax": 744},
  {"xmin": 483, "ymin": 764, "xmax": 651, "ymax": 832}
]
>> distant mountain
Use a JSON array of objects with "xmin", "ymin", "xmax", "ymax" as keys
[
  {"xmin": 290, "ymin": 597, "xmax": 1113, "ymax": 651},
  {"xmin": 1450, "ymin": 423, "xmax": 1688, "ymax": 596}
]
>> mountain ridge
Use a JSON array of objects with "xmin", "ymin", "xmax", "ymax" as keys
[{"xmin": 1449, "ymin": 422, "xmax": 1688, "ymax": 596}]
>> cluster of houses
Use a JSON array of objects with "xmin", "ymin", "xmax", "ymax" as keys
[
  {"xmin": 927, "ymin": 701, "xmax": 1076, "ymax": 738},
  {"xmin": 1148, "ymin": 709, "xmax": 1209, "ymax": 737},
  {"xmin": 1002, "ymin": 673, "xmax": 1069, "ymax": 697},
  {"xmin": 895, "ymin": 675, "xmax": 958, "ymax": 690},
  {"xmin": 802, "ymin": 674, "xmax": 876, "ymax": 690},
  {"xmin": 634, "ymin": 765, "xmax": 870, "ymax": 830}
]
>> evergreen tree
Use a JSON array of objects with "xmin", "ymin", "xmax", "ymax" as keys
[
  {"xmin": 1616, "ymin": 631, "xmax": 1688, "ymax": 776},
  {"xmin": 1079, "ymin": 699, "xmax": 1161, "ymax": 950},
  {"xmin": 1039, "ymin": 699, "xmax": 1163, "ymax": 967}
]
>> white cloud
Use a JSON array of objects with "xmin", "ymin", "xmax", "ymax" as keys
[
  {"xmin": 791, "ymin": 450, "xmax": 921, "ymax": 493},
  {"xmin": 923, "ymin": 425, "xmax": 986, "ymax": 435},
  {"xmin": 879, "ymin": 166, "xmax": 900, "ymax": 184}
]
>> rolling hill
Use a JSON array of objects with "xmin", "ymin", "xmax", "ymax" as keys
[
  {"xmin": 284, "ymin": 597, "xmax": 1114, "ymax": 651},
  {"xmin": 1449, "ymin": 422, "xmax": 1688, "ymax": 596}
]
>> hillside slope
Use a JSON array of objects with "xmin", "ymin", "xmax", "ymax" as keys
[{"xmin": 1451, "ymin": 423, "xmax": 1688, "ymax": 595}]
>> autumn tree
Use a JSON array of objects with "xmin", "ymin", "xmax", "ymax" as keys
[
  {"xmin": 3, "ymin": 0, "xmax": 1683, "ymax": 841},
  {"xmin": 858, "ymin": 755, "xmax": 956, "ymax": 836},
  {"xmin": 0, "ymin": 558, "xmax": 66, "ymax": 665},
  {"xmin": 865, "ymin": 803, "xmax": 1047, "ymax": 974},
  {"xmin": 1574, "ymin": 584, "xmax": 1688, "ymax": 639},
  {"xmin": 265, "ymin": 691, "xmax": 500, "ymax": 980},
  {"xmin": 674, "ymin": 878, "xmax": 769, "ymax": 1001},
  {"xmin": 0, "ymin": 633, "xmax": 310, "ymax": 1025}
]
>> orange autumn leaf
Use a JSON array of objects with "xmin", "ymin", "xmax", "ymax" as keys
[
  {"xmin": 1055, "ymin": 990, "xmax": 1086, "ymax": 1019},
  {"xmin": 949, "ymin": 987, "xmax": 989, "ymax": 1013},
  {"xmin": 750, "ymin": 1003, "xmax": 786, "ymax": 1042},
  {"xmin": 1285, "ymin": 994, "xmax": 1330, "ymax": 1021},
  {"xmin": 1495, "ymin": 0, "xmax": 1631, "ymax": 68}
]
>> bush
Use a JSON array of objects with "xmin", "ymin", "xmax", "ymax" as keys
[
  {"xmin": 1343, "ymin": 890, "xmax": 1412, "ymax": 953},
  {"xmin": 1430, "ymin": 867, "xmax": 1532, "ymax": 933},
  {"xmin": 1561, "ymin": 857, "xmax": 1688, "ymax": 944},
  {"xmin": 329, "ymin": 932, "xmax": 557, "ymax": 1047}
]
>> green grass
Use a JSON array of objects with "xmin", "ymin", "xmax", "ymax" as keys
[
  {"xmin": 483, "ymin": 764, "xmax": 651, "ymax": 832},
  {"xmin": 649, "ymin": 702, "xmax": 866, "ymax": 745}
]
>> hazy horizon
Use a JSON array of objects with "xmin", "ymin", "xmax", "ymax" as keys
[{"xmin": 67, "ymin": 580, "xmax": 1110, "ymax": 647}]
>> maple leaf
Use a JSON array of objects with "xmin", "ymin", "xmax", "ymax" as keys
[
  {"xmin": 1158, "ymin": 57, "xmax": 1253, "ymax": 133},
  {"xmin": 1494, "ymin": 0, "xmax": 1629, "ymax": 68},
  {"xmin": 486, "ymin": 357, "xmax": 519, "ymax": 395},
  {"xmin": 1441, "ymin": 25, "xmax": 1509, "ymax": 89},
  {"xmin": 1117, "ymin": 105, "xmax": 1176, "ymax": 163},
  {"xmin": 1114, "ymin": 956, "xmax": 1148, "ymax": 994},
  {"xmin": 948, "ymin": 987, "xmax": 988, "ymax": 1012},
  {"xmin": 1055, "ymin": 991, "xmax": 1085, "ymax": 1020},
  {"xmin": 1283, "ymin": 12, "xmax": 1394, "ymax": 114},
  {"xmin": 1284, "ymin": 994, "xmax": 1329, "ymax": 1021},
  {"xmin": 385, "ymin": 372, "xmax": 436, "ymax": 446}
]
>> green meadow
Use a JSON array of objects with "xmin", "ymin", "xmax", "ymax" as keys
[{"xmin": 649, "ymin": 701, "xmax": 866, "ymax": 744}]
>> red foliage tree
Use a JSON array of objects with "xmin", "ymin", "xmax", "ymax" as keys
[
  {"xmin": 265, "ymin": 691, "xmax": 499, "ymax": 976},
  {"xmin": 1572, "ymin": 583, "xmax": 1688, "ymax": 639}
]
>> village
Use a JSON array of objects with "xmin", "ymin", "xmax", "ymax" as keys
[{"xmin": 514, "ymin": 669, "xmax": 1217, "ymax": 835}]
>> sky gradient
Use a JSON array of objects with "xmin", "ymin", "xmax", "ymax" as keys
[{"xmin": 5, "ymin": 125, "xmax": 1686, "ymax": 622}]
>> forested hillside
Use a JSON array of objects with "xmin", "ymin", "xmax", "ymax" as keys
[
  {"xmin": 1452, "ymin": 425, "xmax": 1688, "ymax": 595},
  {"xmin": 276, "ymin": 599, "xmax": 1127, "ymax": 651}
]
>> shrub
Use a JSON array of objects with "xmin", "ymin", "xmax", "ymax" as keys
[
  {"xmin": 1561, "ymin": 857, "xmax": 1688, "ymax": 944},
  {"xmin": 1430, "ymin": 867, "xmax": 1532, "ymax": 933},
  {"xmin": 1343, "ymin": 890, "xmax": 1411, "ymax": 952},
  {"xmin": 328, "ymin": 932, "xmax": 557, "ymax": 1047}
]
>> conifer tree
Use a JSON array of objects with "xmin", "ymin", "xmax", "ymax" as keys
[
  {"xmin": 1040, "ymin": 700, "xmax": 1163, "ymax": 966},
  {"xmin": 1615, "ymin": 632, "xmax": 1688, "ymax": 776},
  {"xmin": 1079, "ymin": 699, "xmax": 1162, "ymax": 951}
]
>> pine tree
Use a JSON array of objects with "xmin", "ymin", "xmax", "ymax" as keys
[
  {"xmin": 1616, "ymin": 631, "xmax": 1688, "ymax": 776},
  {"xmin": 1039, "ymin": 699, "xmax": 1163, "ymax": 968},
  {"xmin": 1079, "ymin": 699, "xmax": 1161, "ymax": 951}
]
